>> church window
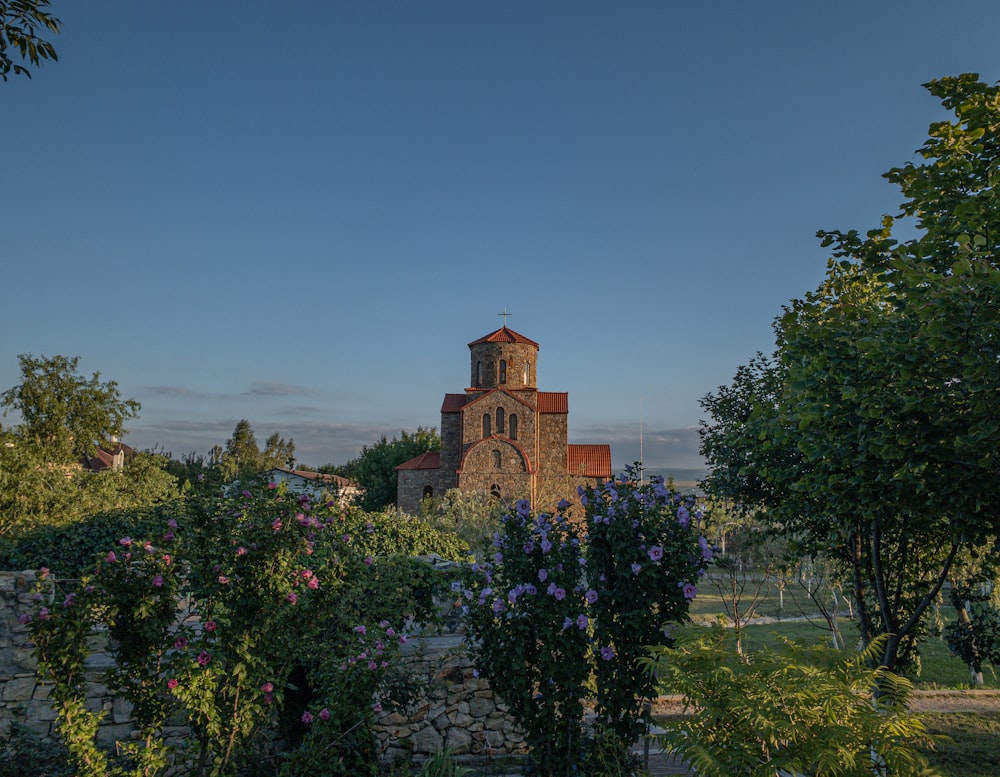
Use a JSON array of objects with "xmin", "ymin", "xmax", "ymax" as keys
[
  {"xmin": 509, "ymin": 414, "xmax": 518, "ymax": 440},
  {"xmin": 496, "ymin": 407, "xmax": 505, "ymax": 434},
  {"xmin": 476, "ymin": 361, "xmax": 483, "ymax": 386},
  {"xmin": 492, "ymin": 449, "xmax": 501, "ymax": 468},
  {"xmin": 483, "ymin": 414, "xmax": 491, "ymax": 437},
  {"xmin": 422, "ymin": 485, "xmax": 433, "ymax": 499},
  {"xmin": 499, "ymin": 359, "xmax": 507, "ymax": 384},
  {"xmin": 523, "ymin": 362, "xmax": 529, "ymax": 383},
  {"xmin": 490, "ymin": 484, "xmax": 501, "ymax": 500}
]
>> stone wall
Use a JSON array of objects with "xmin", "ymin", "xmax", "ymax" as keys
[{"xmin": 0, "ymin": 569, "xmax": 524, "ymax": 766}]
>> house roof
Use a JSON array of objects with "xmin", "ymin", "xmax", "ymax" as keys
[
  {"xmin": 395, "ymin": 451, "xmax": 441, "ymax": 471},
  {"xmin": 271, "ymin": 467, "xmax": 360, "ymax": 490},
  {"xmin": 78, "ymin": 442, "xmax": 135, "ymax": 472},
  {"xmin": 441, "ymin": 394, "xmax": 468, "ymax": 413},
  {"xmin": 537, "ymin": 392, "xmax": 568, "ymax": 413},
  {"xmin": 468, "ymin": 326, "xmax": 539, "ymax": 349},
  {"xmin": 443, "ymin": 390, "xmax": 566, "ymax": 414},
  {"xmin": 567, "ymin": 444, "xmax": 612, "ymax": 478}
]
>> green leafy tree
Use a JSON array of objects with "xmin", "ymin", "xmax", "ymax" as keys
[
  {"xmin": 341, "ymin": 427, "xmax": 440, "ymax": 512},
  {"xmin": 700, "ymin": 74, "xmax": 1000, "ymax": 674},
  {"xmin": 216, "ymin": 419, "xmax": 295, "ymax": 481},
  {"xmin": 1, "ymin": 354, "xmax": 141, "ymax": 462},
  {"xmin": 0, "ymin": 0, "xmax": 60, "ymax": 80}
]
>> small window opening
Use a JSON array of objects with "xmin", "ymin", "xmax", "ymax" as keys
[{"xmin": 509, "ymin": 414, "xmax": 518, "ymax": 440}]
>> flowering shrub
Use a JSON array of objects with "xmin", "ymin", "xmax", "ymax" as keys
[
  {"xmin": 28, "ymin": 480, "xmax": 456, "ymax": 777},
  {"xmin": 464, "ymin": 468, "xmax": 709, "ymax": 776}
]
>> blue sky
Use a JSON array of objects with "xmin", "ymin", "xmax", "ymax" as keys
[{"xmin": 3, "ymin": 1, "xmax": 1000, "ymax": 481}]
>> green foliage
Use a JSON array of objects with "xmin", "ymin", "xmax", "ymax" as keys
[
  {"xmin": 0, "ymin": 501, "xmax": 179, "ymax": 577},
  {"xmin": 464, "ymin": 469, "xmax": 708, "ymax": 776},
  {"xmin": 0, "ymin": 0, "xmax": 60, "ymax": 80},
  {"xmin": 0, "ymin": 721, "xmax": 72, "ymax": 776},
  {"xmin": 419, "ymin": 488, "xmax": 504, "ymax": 553},
  {"xmin": 1, "ymin": 354, "xmax": 141, "ymax": 462},
  {"xmin": 416, "ymin": 747, "xmax": 476, "ymax": 777},
  {"xmin": 340, "ymin": 427, "xmax": 440, "ymax": 511},
  {"xmin": 646, "ymin": 627, "xmax": 941, "ymax": 777},
  {"xmin": 27, "ymin": 480, "xmax": 451, "ymax": 777},
  {"xmin": 213, "ymin": 419, "xmax": 295, "ymax": 482},
  {"xmin": 345, "ymin": 504, "xmax": 470, "ymax": 561},
  {"xmin": 945, "ymin": 580, "xmax": 1000, "ymax": 680},
  {"xmin": 699, "ymin": 74, "xmax": 1000, "ymax": 674}
]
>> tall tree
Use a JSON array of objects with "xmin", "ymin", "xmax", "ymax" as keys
[
  {"xmin": 1, "ymin": 354, "xmax": 141, "ymax": 462},
  {"xmin": 340, "ymin": 427, "xmax": 440, "ymax": 512},
  {"xmin": 1, "ymin": 0, "xmax": 60, "ymax": 80},
  {"xmin": 700, "ymin": 74, "xmax": 1000, "ymax": 674},
  {"xmin": 217, "ymin": 420, "xmax": 295, "ymax": 481}
]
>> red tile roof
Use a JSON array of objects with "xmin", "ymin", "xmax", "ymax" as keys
[
  {"xmin": 441, "ymin": 394, "xmax": 468, "ymax": 413},
  {"xmin": 537, "ymin": 392, "xmax": 568, "ymax": 413},
  {"xmin": 395, "ymin": 451, "xmax": 441, "ymax": 471},
  {"xmin": 468, "ymin": 326, "xmax": 540, "ymax": 349},
  {"xmin": 568, "ymin": 444, "xmax": 612, "ymax": 478}
]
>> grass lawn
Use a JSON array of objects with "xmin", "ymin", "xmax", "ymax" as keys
[
  {"xmin": 689, "ymin": 573, "xmax": 1000, "ymax": 689},
  {"xmin": 915, "ymin": 712, "xmax": 1000, "ymax": 777}
]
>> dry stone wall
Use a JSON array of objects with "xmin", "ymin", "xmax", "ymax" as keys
[{"xmin": 0, "ymin": 570, "xmax": 524, "ymax": 766}]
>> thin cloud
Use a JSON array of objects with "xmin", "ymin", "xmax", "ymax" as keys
[{"xmin": 245, "ymin": 382, "xmax": 314, "ymax": 397}]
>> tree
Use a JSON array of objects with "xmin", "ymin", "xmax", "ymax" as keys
[
  {"xmin": 700, "ymin": 74, "xmax": 1000, "ymax": 674},
  {"xmin": 1, "ymin": 0, "xmax": 60, "ymax": 80},
  {"xmin": 340, "ymin": 427, "xmax": 440, "ymax": 512},
  {"xmin": 216, "ymin": 419, "xmax": 295, "ymax": 481},
  {"xmin": 1, "ymin": 354, "xmax": 141, "ymax": 463}
]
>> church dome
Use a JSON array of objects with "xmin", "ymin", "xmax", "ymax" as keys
[{"xmin": 468, "ymin": 326, "xmax": 538, "ymax": 389}]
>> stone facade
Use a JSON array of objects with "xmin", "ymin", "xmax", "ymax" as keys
[{"xmin": 396, "ymin": 326, "xmax": 612, "ymax": 514}]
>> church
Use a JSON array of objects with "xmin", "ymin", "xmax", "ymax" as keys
[{"xmin": 395, "ymin": 324, "xmax": 612, "ymax": 514}]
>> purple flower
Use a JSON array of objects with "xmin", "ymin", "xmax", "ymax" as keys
[
  {"xmin": 681, "ymin": 582, "xmax": 698, "ymax": 600},
  {"xmin": 648, "ymin": 546, "xmax": 664, "ymax": 561},
  {"xmin": 492, "ymin": 599, "xmax": 505, "ymax": 614},
  {"xmin": 287, "ymin": 592, "xmax": 297, "ymax": 604},
  {"xmin": 355, "ymin": 625, "xmax": 367, "ymax": 635},
  {"xmin": 119, "ymin": 537, "xmax": 133, "ymax": 547},
  {"xmin": 363, "ymin": 556, "xmax": 374, "ymax": 566},
  {"xmin": 515, "ymin": 499, "xmax": 531, "ymax": 517},
  {"xmin": 152, "ymin": 574, "xmax": 164, "ymax": 588},
  {"xmin": 495, "ymin": 552, "xmax": 503, "ymax": 564},
  {"xmin": 631, "ymin": 563, "xmax": 641, "ymax": 575},
  {"xmin": 562, "ymin": 617, "xmax": 574, "ymax": 630},
  {"xmin": 205, "ymin": 621, "xmax": 217, "ymax": 632},
  {"xmin": 553, "ymin": 587, "xmax": 566, "ymax": 601},
  {"xmin": 576, "ymin": 614, "xmax": 589, "ymax": 630},
  {"xmin": 301, "ymin": 710, "xmax": 313, "ymax": 724},
  {"xmin": 699, "ymin": 536, "xmax": 714, "ymax": 561},
  {"xmin": 585, "ymin": 589, "xmax": 598, "ymax": 604},
  {"xmin": 600, "ymin": 646, "xmax": 615, "ymax": 661},
  {"xmin": 677, "ymin": 506, "xmax": 690, "ymax": 527},
  {"xmin": 174, "ymin": 636, "xmax": 188, "ymax": 649},
  {"xmin": 372, "ymin": 702, "xmax": 383, "ymax": 713},
  {"xmin": 105, "ymin": 551, "xmax": 117, "ymax": 563},
  {"xmin": 540, "ymin": 539, "xmax": 552, "ymax": 553},
  {"xmin": 197, "ymin": 651, "xmax": 211, "ymax": 666},
  {"xmin": 557, "ymin": 499, "xmax": 570, "ymax": 510},
  {"xmin": 538, "ymin": 568, "xmax": 548, "ymax": 583},
  {"xmin": 18, "ymin": 614, "xmax": 31, "ymax": 625},
  {"xmin": 63, "ymin": 594, "xmax": 75, "ymax": 608},
  {"xmin": 167, "ymin": 678, "xmax": 178, "ymax": 690}
]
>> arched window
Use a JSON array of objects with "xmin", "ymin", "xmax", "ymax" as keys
[
  {"xmin": 490, "ymin": 484, "xmax": 501, "ymax": 500},
  {"xmin": 523, "ymin": 362, "xmax": 529, "ymax": 384},
  {"xmin": 492, "ymin": 449, "xmax": 501, "ymax": 468},
  {"xmin": 422, "ymin": 485, "xmax": 433, "ymax": 499},
  {"xmin": 499, "ymin": 359, "xmax": 507, "ymax": 384},
  {"xmin": 476, "ymin": 361, "xmax": 483, "ymax": 386},
  {"xmin": 496, "ymin": 407, "xmax": 505, "ymax": 434},
  {"xmin": 483, "ymin": 414, "xmax": 491, "ymax": 438},
  {"xmin": 509, "ymin": 413, "xmax": 518, "ymax": 440}
]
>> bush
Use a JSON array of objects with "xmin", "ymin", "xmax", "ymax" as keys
[{"xmin": 26, "ymin": 480, "xmax": 456, "ymax": 777}]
